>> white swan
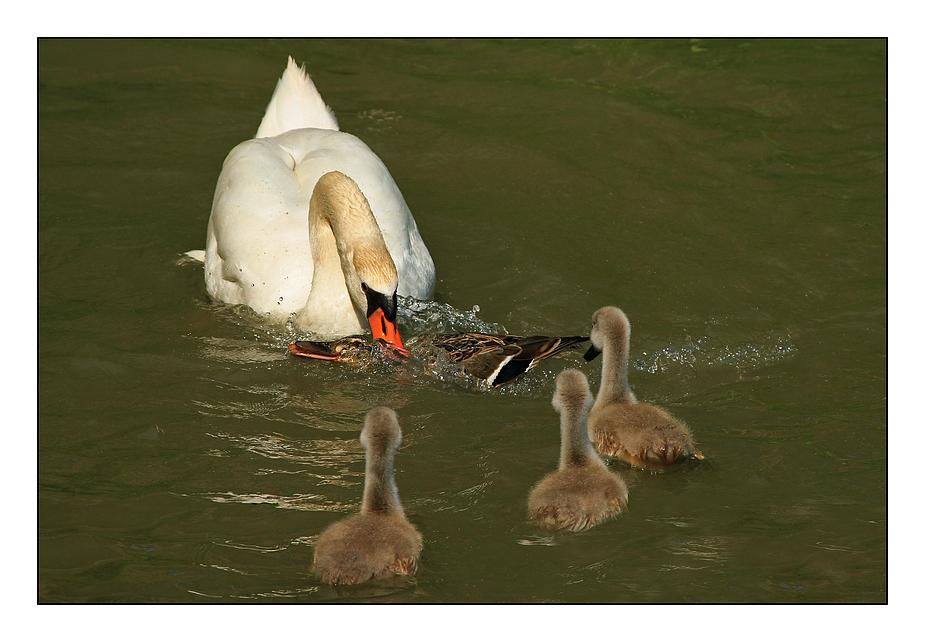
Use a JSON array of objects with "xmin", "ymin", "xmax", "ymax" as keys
[{"xmin": 198, "ymin": 57, "xmax": 435, "ymax": 345}]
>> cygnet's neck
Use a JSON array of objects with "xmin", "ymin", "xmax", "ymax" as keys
[
  {"xmin": 361, "ymin": 447, "xmax": 404, "ymax": 517},
  {"xmin": 595, "ymin": 325, "xmax": 637, "ymax": 407},
  {"xmin": 559, "ymin": 404, "xmax": 600, "ymax": 470}
]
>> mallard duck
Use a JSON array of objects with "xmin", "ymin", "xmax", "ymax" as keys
[
  {"xmin": 527, "ymin": 369, "xmax": 628, "ymax": 532},
  {"xmin": 312, "ymin": 406, "xmax": 422, "ymax": 586},
  {"xmin": 584, "ymin": 306, "xmax": 701, "ymax": 468},
  {"xmin": 288, "ymin": 332, "xmax": 589, "ymax": 387},
  {"xmin": 190, "ymin": 56, "xmax": 435, "ymax": 347}
]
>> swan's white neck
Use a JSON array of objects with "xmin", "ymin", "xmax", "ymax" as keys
[{"xmin": 293, "ymin": 171, "xmax": 397, "ymax": 336}]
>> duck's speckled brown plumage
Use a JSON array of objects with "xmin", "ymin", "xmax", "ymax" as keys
[{"xmin": 289, "ymin": 332, "xmax": 588, "ymax": 387}]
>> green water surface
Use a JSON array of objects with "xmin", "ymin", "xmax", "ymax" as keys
[{"xmin": 38, "ymin": 38, "xmax": 886, "ymax": 605}]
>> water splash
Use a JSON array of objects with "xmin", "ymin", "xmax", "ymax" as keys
[
  {"xmin": 634, "ymin": 331, "xmax": 796, "ymax": 375},
  {"xmin": 397, "ymin": 297, "xmax": 506, "ymax": 335},
  {"xmin": 270, "ymin": 297, "xmax": 503, "ymax": 344}
]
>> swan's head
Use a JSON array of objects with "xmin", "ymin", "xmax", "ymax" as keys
[
  {"xmin": 353, "ymin": 246, "xmax": 405, "ymax": 354},
  {"xmin": 584, "ymin": 306, "xmax": 629, "ymax": 361},
  {"xmin": 552, "ymin": 369, "xmax": 593, "ymax": 417},
  {"xmin": 311, "ymin": 171, "xmax": 406, "ymax": 353}
]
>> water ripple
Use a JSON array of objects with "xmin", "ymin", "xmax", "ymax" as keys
[
  {"xmin": 663, "ymin": 535, "xmax": 732, "ymax": 565},
  {"xmin": 193, "ymin": 382, "xmax": 291, "ymax": 420},
  {"xmin": 206, "ymin": 431, "xmax": 363, "ymax": 467}
]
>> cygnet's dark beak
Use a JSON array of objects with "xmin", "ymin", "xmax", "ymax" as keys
[{"xmin": 583, "ymin": 344, "xmax": 602, "ymax": 361}]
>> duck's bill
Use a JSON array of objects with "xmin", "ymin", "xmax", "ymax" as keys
[
  {"xmin": 583, "ymin": 344, "xmax": 602, "ymax": 361},
  {"xmin": 374, "ymin": 338, "xmax": 410, "ymax": 360},
  {"xmin": 288, "ymin": 341, "xmax": 341, "ymax": 361}
]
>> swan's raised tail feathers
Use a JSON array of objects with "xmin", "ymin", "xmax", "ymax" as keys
[
  {"xmin": 180, "ymin": 249, "xmax": 205, "ymax": 264},
  {"xmin": 255, "ymin": 56, "xmax": 339, "ymax": 138}
]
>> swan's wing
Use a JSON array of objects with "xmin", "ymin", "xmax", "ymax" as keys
[
  {"xmin": 205, "ymin": 125, "xmax": 435, "ymax": 325},
  {"xmin": 205, "ymin": 137, "xmax": 315, "ymax": 317}
]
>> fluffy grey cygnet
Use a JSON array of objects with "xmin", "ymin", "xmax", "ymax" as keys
[
  {"xmin": 528, "ymin": 369, "xmax": 629, "ymax": 532},
  {"xmin": 584, "ymin": 306, "xmax": 700, "ymax": 469},
  {"xmin": 313, "ymin": 407, "xmax": 422, "ymax": 585}
]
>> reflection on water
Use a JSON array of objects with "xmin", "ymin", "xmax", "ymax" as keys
[
  {"xmin": 206, "ymin": 430, "xmax": 364, "ymax": 469},
  {"xmin": 193, "ymin": 383, "xmax": 291, "ymax": 419},
  {"xmin": 196, "ymin": 490, "xmax": 352, "ymax": 512},
  {"xmin": 197, "ymin": 337, "xmax": 289, "ymax": 365},
  {"xmin": 516, "ymin": 535, "xmax": 559, "ymax": 547},
  {"xmin": 663, "ymin": 535, "xmax": 732, "ymax": 565}
]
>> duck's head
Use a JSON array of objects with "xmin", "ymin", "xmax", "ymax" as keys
[{"xmin": 584, "ymin": 306, "xmax": 628, "ymax": 361}]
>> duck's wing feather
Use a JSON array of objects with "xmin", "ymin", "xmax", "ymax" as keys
[
  {"xmin": 456, "ymin": 344, "xmax": 523, "ymax": 385},
  {"xmin": 516, "ymin": 335, "xmax": 590, "ymax": 362},
  {"xmin": 433, "ymin": 334, "xmax": 589, "ymax": 387},
  {"xmin": 487, "ymin": 335, "xmax": 589, "ymax": 387},
  {"xmin": 429, "ymin": 333, "xmax": 517, "ymax": 362}
]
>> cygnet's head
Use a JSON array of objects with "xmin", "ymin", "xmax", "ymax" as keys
[
  {"xmin": 360, "ymin": 406, "xmax": 402, "ymax": 455},
  {"xmin": 552, "ymin": 369, "xmax": 593, "ymax": 417},
  {"xmin": 585, "ymin": 306, "xmax": 630, "ymax": 360}
]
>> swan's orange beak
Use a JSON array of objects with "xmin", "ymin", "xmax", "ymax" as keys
[
  {"xmin": 364, "ymin": 285, "xmax": 408, "ymax": 358},
  {"xmin": 368, "ymin": 307, "xmax": 408, "ymax": 358},
  {"xmin": 368, "ymin": 306, "xmax": 403, "ymax": 347}
]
